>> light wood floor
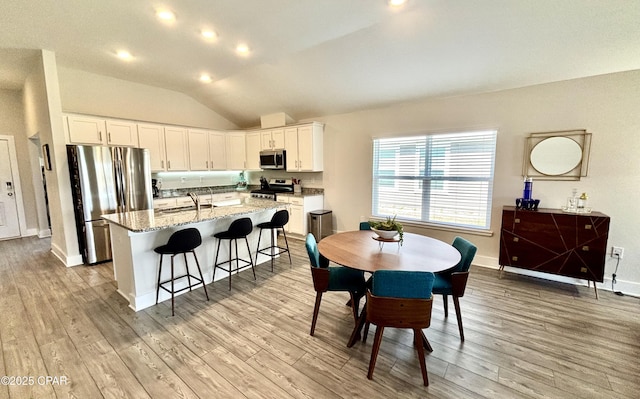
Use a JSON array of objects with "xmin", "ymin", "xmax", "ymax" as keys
[{"xmin": 1, "ymin": 236, "xmax": 638, "ymax": 398}]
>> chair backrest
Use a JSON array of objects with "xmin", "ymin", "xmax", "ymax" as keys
[
  {"xmin": 359, "ymin": 222, "xmax": 371, "ymax": 230},
  {"xmin": 451, "ymin": 236, "xmax": 477, "ymax": 273},
  {"xmin": 371, "ymin": 270, "xmax": 434, "ymax": 299},
  {"xmin": 271, "ymin": 209, "xmax": 289, "ymax": 227},
  {"xmin": 228, "ymin": 217, "xmax": 253, "ymax": 237},
  {"xmin": 166, "ymin": 228, "xmax": 202, "ymax": 252},
  {"xmin": 367, "ymin": 270, "xmax": 434, "ymax": 328},
  {"xmin": 305, "ymin": 233, "xmax": 329, "ymax": 268}
]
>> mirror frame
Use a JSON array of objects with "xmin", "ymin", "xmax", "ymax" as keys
[{"xmin": 522, "ymin": 130, "xmax": 592, "ymax": 181}]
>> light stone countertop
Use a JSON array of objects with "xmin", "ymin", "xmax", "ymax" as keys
[{"xmin": 102, "ymin": 198, "xmax": 287, "ymax": 233}]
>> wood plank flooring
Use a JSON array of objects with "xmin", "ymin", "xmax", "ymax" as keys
[{"xmin": 0, "ymin": 236, "xmax": 638, "ymax": 398}]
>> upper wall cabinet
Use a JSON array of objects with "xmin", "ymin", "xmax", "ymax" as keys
[
  {"xmin": 66, "ymin": 115, "xmax": 137, "ymax": 146},
  {"xmin": 164, "ymin": 126, "xmax": 189, "ymax": 171},
  {"xmin": 245, "ymin": 131, "xmax": 261, "ymax": 170},
  {"xmin": 225, "ymin": 131, "xmax": 247, "ymax": 170},
  {"xmin": 208, "ymin": 131, "xmax": 227, "ymax": 170},
  {"xmin": 285, "ymin": 122, "xmax": 324, "ymax": 172},
  {"xmin": 105, "ymin": 119, "xmax": 137, "ymax": 146},
  {"xmin": 187, "ymin": 129, "xmax": 209, "ymax": 171},
  {"xmin": 261, "ymin": 128, "xmax": 285, "ymax": 150},
  {"xmin": 137, "ymin": 123, "xmax": 166, "ymax": 171},
  {"xmin": 66, "ymin": 115, "xmax": 106, "ymax": 145}
]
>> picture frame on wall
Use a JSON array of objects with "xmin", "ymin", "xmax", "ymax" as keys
[{"xmin": 42, "ymin": 144, "xmax": 52, "ymax": 171}]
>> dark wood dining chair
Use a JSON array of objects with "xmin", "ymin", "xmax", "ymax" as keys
[
  {"xmin": 363, "ymin": 270, "xmax": 435, "ymax": 386},
  {"xmin": 432, "ymin": 236, "xmax": 477, "ymax": 341},
  {"xmin": 305, "ymin": 233, "xmax": 366, "ymax": 336}
]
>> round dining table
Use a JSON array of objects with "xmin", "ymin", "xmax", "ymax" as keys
[
  {"xmin": 318, "ymin": 230, "xmax": 461, "ymax": 273},
  {"xmin": 318, "ymin": 230, "xmax": 461, "ymax": 347}
]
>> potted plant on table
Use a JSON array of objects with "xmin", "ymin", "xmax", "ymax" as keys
[{"xmin": 369, "ymin": 215, "xmax": 404, "ymax": 244}]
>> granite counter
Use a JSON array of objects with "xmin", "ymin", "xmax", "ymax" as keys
[{"xmin": 102, "ymin": 198, "xmax": 288, "ymax": 311}]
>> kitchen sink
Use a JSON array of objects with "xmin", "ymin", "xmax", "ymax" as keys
[{"xmin": 154, "ymin": 203, "xmax": 215, "ymax": 214}]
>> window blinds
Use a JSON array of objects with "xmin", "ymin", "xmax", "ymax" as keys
[{"xmin": 372, "ymin": 130, "xmax": 497, "ymax": 230}]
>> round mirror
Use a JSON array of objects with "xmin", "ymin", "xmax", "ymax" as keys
[{"xmin": 530, "ymin": 136, "xmax": 582, "ymax": 175}]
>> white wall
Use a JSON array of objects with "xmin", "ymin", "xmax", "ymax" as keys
[
  {"xmin": 57, "ymin": 67, "xmax": 238, "ymax": 130},
  {"xmin": 311, "ymin": 69, "xmax": 640, "ymax": 296},
  {"xmin": 0, "ymin": 89, "xmax": 39, "ymax": 234}
]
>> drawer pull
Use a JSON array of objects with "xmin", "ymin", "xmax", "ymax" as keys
[
  {"xmin": 514, "ymin": 218, "xmax": 520, "ymax": 223},
  {"xmin": 582, "ymin": 246, "xmax": 589, "ymax": 251},
  {"xmin": 511, "ymin": 256, "xmax": 518, "ymax": 262},
  {"xmin": 513, "ymin": 237, "xmax": 519, "ymax": 242},
  {"xmin": 580, "ymin": 267, "xmax": 588, "ymax": 273},
  {"xmin": 585, "ymin": 224, "xmax": 592, "ymax": 230}
]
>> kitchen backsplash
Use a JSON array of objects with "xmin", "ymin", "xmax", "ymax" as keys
[{"xmin": 153, "ymin": 170, "xmax": 324, "ymax": 190}]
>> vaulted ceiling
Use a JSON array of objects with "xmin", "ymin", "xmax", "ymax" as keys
[{"xmin": 1, "ymin": 1, "xmax": 640, "ymax": 127}]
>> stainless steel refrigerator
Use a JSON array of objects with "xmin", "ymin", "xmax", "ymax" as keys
[{"xmin": 67, "ymin": 145, "xmax": 152, "ymax": 264}]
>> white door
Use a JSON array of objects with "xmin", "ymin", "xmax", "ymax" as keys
[{"xmin": 0, "ymin": 139, "xmax": 21, "ymax": 239}]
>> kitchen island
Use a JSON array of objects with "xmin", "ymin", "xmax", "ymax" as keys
[{"xmin": 102, "ymin": 198, "xmax": 287, "ymax": 311}]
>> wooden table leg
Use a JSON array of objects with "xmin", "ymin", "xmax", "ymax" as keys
[{"xmin": 347, "ymin": 308, "xmax": 367, "ymax": 348}]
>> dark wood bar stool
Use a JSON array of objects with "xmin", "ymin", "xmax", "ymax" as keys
[
  {"xmin": 256, "ymin": 209, "xmax": 291, "ymax": 271},
  {"xmin": 213, "ymin": 217, "xmax": 256, "ymax": 290},
  {"xmin": 154, "ymin": 228, "xmax": 209, "ymax": 316}
]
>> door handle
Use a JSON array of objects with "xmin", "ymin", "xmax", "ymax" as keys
[{"xmin": 7, "ymin": 192, "xmax": 13, "ymax": 197}]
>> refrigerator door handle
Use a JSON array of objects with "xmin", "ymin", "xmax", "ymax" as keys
[{"xmin": 113, "ymin": 150, "xmax": 126, "ymax": 213}]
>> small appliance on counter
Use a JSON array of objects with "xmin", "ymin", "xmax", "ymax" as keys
[{"xmin": 152, "ymin": 179, "xmax": 160, "ymax": 198}]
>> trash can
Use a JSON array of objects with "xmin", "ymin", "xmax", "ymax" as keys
[{"xmin": 309, "ymin": 209, "xmax": 333, "ymax": 241}]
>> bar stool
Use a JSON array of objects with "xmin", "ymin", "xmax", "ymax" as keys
[
  {"xmin": 154, "ymin": 228, "xmax": 209, "ymax": 316},
  {"xmin": 256, "ymin": 209, "xmax": 291, "ymax": 272},
  {"xmin": 213, "ymin": 217, "xmax": 256, "ymax": 290}
]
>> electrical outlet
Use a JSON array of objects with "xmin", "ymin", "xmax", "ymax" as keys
[{"xmin": 612, "ymin": 246, "xmax": 624, "ymax": 259}]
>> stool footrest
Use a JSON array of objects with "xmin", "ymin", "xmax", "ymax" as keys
[
  {"xmin": 214, "ymin": 258, "xmax": 253, "ymax": 274},
  {"xmin": 257, "ymin": 246, "xmax": 290, "ymax": 257},
  {"xmin": 159, "ymin": 274, "xmax": 205, "ymax": 294}
]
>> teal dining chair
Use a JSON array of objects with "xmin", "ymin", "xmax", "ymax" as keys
[
  {"xmin": 305, "ymin": 233, "xmax": 367, "ymax": 336},
  {"xmin": 432, "ymin": 236, "xmax": 477, "ymax": 342},
  {"xmin": 359, "ymin": 221, "xmax": 371, "ymax": 230},
  {"xmin": 363, "ymin": 270, "xmax": 435, "ymax": 386}
]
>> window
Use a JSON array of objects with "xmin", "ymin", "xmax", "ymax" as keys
[{"xmin": 372, "ymin": 130, "xmax": 497, "ymax": 230}]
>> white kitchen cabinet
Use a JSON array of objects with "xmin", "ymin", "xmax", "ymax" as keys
[
  {"xmin": 208, "ymin": 131, "xmax": 227, "ymax": 170},
  {"xmin": 261, "ymin": 128, "xmax": 285, "ymax": 150},
  {"xmin": 278, "ymin": 194, "xmax": 324, "ymax": 236},
  {"xmin": 138, "ymin": 124, "xmax": 167, "ymax": 171},
  {"xmin": 284, "ymin": 122, "xmax": 323, "ymax": 172},
  {"xmin": 67, "ymin": 115, "xmax": 106, "ymax": 145},
  {"xmin": 187, "ymin": 129, "xmax": 209, "ymax": 170},
  {"xmin": 106, "ymin": 119, "xmax": 137, "ymax": 146},
  {"xmin": 225, "ymin": 131, "xmax": 247, "ymax": 170},
  {"xmin": 67, "ymin": 115, "xmax": 137, "ymax": 146},
  {"xmin": 164, "ymin": 126, "xmax": 189, "ymax": 171},
  {"xmin": 245, "ymin": 131, "xmax": 261, "ymax": 170}
]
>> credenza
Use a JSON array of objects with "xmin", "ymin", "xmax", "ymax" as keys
[{"xmin": 499, "ymin": 206, "xmax": 610, "ymax": 298}]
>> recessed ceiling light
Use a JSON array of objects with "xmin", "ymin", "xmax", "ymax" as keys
[
  {"xmin": 201, "ymin": 29, "xmax": 217, "ymax": 40},
  {"xmin": 116, "ymin": 50, "xmax": 133, "ymax": 60},
  {"xmin": 388, "ymin": 0, "xmax": 407, "ymax": 6},
  {"xmin": 236, "ymin": 44, "xmax": 250, "ymax": 55},
  {"xmin": 156, "ymin": 9, "xmax": 176, "ymax": 22},
  {"xmin": 199, "ymin": 74, "xmax": 212, "ymax": 83}
]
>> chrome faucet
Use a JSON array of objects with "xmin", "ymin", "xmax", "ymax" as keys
[
  {"xmin": 207, "ymin": 187, "xmax": 214, "ymax": 206},
  {"xmin": 188, "ymin": 192, "xmax": 200, "ymax": 212}
]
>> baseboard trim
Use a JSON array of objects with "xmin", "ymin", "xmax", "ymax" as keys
[
  {"xmin": 50, "ymin": 242, "xmax": 84, "ymax": 267},
  {"xmin": 473, "ymin": 255, "xmax": 640, "ymax": 298}
]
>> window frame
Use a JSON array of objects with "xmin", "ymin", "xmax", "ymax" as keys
[{"xmin": 371, "ymin": 130, "xmax": 497, "ymax": 232}]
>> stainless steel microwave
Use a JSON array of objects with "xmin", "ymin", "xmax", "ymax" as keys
[{"xmin": 259, "ymin": 150, "xmax": 286, "ymax": 170}]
